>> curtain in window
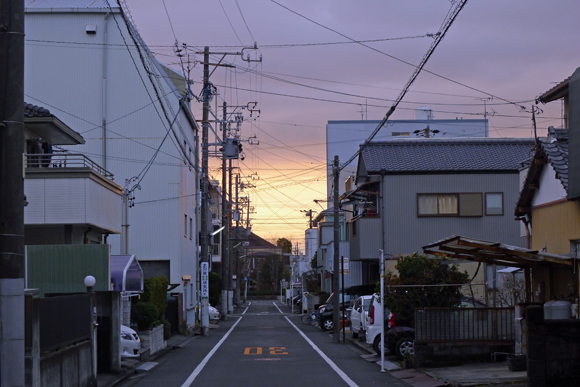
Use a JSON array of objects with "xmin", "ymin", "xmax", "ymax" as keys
[
  {"xmin": 438, "ymin": 195, "xmax": 458, "ymax": 214},
  {"xmin": 419, "ymin": 195, "xmax": 438, "ymax": 214}
]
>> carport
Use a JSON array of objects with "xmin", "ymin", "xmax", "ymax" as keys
[{"xmin": 422, "ymin": 235, "xmax": 579, "ymax": 309}]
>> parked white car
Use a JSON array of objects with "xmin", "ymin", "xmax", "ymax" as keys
[
  {"xmin": 349, "ymin": 295, "xmax": 373, "ymax": 338},
  {"xmin": 209, "ymin": 304, "xmax": 220, "ymax": 320},
  {"xmin": 120, "ymin": 325, "xmax": 141, "ymax": 359},
  {"xmin": 365, "ymin": 295, "xmax": 392, "ymax": 354}
]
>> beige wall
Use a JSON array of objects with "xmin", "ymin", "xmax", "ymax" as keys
[{"xmin": 531, "ymin": 200, "xmax": 580, "ymax": 254}]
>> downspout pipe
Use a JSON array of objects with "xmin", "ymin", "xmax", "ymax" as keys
[{"xmin": 102, "ymin": 12, "xmax": 110, "ymax": 169}]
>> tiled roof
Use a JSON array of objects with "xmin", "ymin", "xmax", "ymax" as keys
[
  {"xmin": 541, "ymin": 127, "xmax": 568, "ymax": 191},
  {"xmin": 360, "ymin": 138, "xmax": 535, "ymax": 173},
  {"xmin": 25, "ymin": 0, "xmax": 118, "ymax": 9},
  {"xmin": 24, "ymin": 103, "xmax": 53, "ymax": 118}
]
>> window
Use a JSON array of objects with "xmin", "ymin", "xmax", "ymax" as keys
[
  {"xmin": 418, "ymin": 193, "xmax": 482, "ymax": 217},
  {"xmin": 184, "ymin": 214, "xmax": 188, "ymax": 237},
  {"xmin": 485, "ymin": 193, "xmax": 503, "ymax": 215},
  {"xmin": 189, "ymin": 217, "xmax": 193, "ymax": 240}
]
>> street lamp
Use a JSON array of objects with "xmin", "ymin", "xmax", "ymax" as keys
[{"xmin": 84, "ymin": 275, "xmax": 96, "ymax": 293}]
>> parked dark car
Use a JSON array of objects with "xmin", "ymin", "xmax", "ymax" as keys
[
  {"xmin": 371, "ymin": 313, "xmax": 415, "ymax": 360},
  {"xmin": 317, "ymin": 293, "xmax": 351, "ymax": 331}
]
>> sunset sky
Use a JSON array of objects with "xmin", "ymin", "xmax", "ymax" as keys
[{"xmin": 124, "ymin": 0, "xmax": 580, "ymax": 250}]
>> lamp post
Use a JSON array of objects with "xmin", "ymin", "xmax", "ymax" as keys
[
  {"xmin": 84, "ymin": 275, "xmax": 97, "ymax": 377},
  {"xmin": 84, "ymin": 275, "xmax": 96, "ymax": 293}
]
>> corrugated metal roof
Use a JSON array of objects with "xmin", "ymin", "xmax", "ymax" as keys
[
  {"xmin": 25, "ymin": 0, "xmax": 118, "ymax": 9},
  {"xmin": 360, "ymin": 138, "xmax": 535, "ymax": 173}
]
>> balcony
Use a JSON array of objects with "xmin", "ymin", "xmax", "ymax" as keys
[
  {"xmin": 25, "ymin": 153, "xmax": 114, "ymax": 180},
  {"xmin": 24, "ymin": 153, "xmax": 122, "ymax": 244}
]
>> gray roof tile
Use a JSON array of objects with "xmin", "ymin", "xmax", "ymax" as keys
[
  {"xmin": 24, "ymin": 103, "xmax": 53, "ymax": 118},
  {"xmin": 361, "ymin": 138, "xmax": 535, "ymax": 173},
  {"xmin": 541, "ymin": 127, "xmax": 568, "ymax": 191}
]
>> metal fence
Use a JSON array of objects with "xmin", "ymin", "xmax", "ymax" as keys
[
  {"xmin": 38, "ymin": 294, "xmax": 92, "ymax": 353},
  {"xmin": 25, "ymin": 153, "xmax": 114, "ymax": 180},
  {"xmin": 415, "ymin": 307, "xmax": 515, "ymax": 344}
]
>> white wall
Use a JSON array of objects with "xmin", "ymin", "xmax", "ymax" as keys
[{"xmin": 25, "ymin": 6, "xmax": 200, "ymax": 327}]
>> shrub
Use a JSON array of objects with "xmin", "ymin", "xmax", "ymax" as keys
[
  {"xmin": 162, "ymin": 319, "xmax": 171, "ymax": 340},
  {"xmin": 132, "ymin": 302, "xmax": 158, "ymax": 330},
  {"xmin": 209, "ymin": 272, "xmax": 221, "ymax": 307},
  {"xmin": 143, "ymin": 276, "xmax": 168, "ymax": 321}
]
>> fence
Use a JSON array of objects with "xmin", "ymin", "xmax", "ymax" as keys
[
  {"xmin": 38, "ymin": 294, "xmax": 92, "ymax": 353},
  {"xmin": 415, "ymin": 307, "xmax": 515, "ymax": 343}
]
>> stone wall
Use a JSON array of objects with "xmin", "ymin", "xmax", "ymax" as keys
[
  {"xmin": 526, "ymin": 305, "xmax": 580, "ymax": 387},
  {"xmin": 139, "ymin": 325, "xmax": 165, "ymax": 356}
]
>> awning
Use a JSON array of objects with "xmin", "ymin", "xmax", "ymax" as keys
[
  {"xmin": 422, "ymin": 235, "xmax": 574, "ymax": 268},
  {"xmin": 111, "ymin": 255, "xmax": 144, "ymax": 294}
]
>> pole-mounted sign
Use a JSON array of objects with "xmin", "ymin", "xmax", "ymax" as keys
[{"xmin": 201, "ymin": 262, "xmax": 209, "ymax": 300}]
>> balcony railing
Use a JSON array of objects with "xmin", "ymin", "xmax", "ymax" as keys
[{"xmin": 25, "ymin": 153, "xmax": 114, "ymax": 180}]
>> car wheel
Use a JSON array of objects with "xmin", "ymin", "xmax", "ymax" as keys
[
  {"xmin": 322, "ymin": 319, "xmax": 333, "ymax": 331},
  {"xmin": 373, "ymin": 335, "xmax": 393, "ymax": 356},
  {"xmin": 395, "ymin": 337, "xmax": 414, "ymax": 360}
]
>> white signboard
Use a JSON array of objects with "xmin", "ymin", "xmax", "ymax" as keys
[
  {"xmin": 201, "ymin": 262, "xmax": 209, "ymax": 300},
  {"xmin": 340, "ymin": 257, "xmax": 349, "ymax": 275}
]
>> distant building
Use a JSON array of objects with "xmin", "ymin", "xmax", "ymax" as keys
[{"xmin": 326, "ymin": 110, "xmax": 488, "ymax": 199}]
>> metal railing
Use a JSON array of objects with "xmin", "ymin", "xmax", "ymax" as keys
[
  {"xmin": 415, "ymin": 307, "xmax": 515, "ymax": 343},
  {"xmin": 25, "ymin": 153, "xmax": 114, "ymax": 180}
]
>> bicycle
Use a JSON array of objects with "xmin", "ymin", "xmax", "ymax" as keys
[{"xmin": 301, "ymin": 310, "xmax": 317, "ymax": 325}]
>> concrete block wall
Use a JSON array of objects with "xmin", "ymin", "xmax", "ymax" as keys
[
  {"xmin": 526, "ymin": 305, "xmax": 580, "ymax": 387},
  {"xmin": 139, "ymin": 325, "xmax": 165, "ymax": 355}
]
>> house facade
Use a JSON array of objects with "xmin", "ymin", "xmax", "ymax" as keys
[
  {"xmin": 24, "ymin": 0, "xmax": 200, "ymax": 329},
  {"xmin": 349, "ymin": 138, "xmax": 535, "ymax": 300},
  {"xmin": 326, "ymin": 112, "xmax": 488, "ymax": 200}
]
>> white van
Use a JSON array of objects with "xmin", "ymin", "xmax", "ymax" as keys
[
  {"xmin": 349, "ymin": 295, "xmax": 373, "ymax": 339},
  {"xmin": 365, "ymin": 295, "xmax": 392, "ymax": 353}
]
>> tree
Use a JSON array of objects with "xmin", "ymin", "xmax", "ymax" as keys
[
  {"xmin": 258, "ymin": 255, "xmax": 286, "ymax": 291},
  {"xmin": 276, "ymin": 237, "xmax": 292, "ymax": 254},
  {"xmin": 383, "ymin": 254, "xmax": 469, "ymax": 324}
]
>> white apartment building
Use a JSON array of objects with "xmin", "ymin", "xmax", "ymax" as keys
[{"xmin": 24, "ymin": 0, "xmax": 200, "ymax": 329}]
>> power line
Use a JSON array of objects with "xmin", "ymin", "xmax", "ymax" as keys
[
  {"xmin": 235, "ymin": 0, "xmax": 256, "ymax": 43},
  {"xmin": 269, "ymin": 0, "xmax": 530, "ymax": 112}
]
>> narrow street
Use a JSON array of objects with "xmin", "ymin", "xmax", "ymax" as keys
[{"xmin": 117, "ymin": 300, "xmax": 408, "ymax": 387}]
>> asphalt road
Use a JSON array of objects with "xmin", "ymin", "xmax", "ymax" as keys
[{"xmin": 118, "ymin": 300, "xmax": 408, "ymax": 387}]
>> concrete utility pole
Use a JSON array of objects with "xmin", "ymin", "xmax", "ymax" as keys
[
  {"xmin": 332, "ymin": 156, "xmax": 340, "ymax": 343},
  {"xmin": 221, "ymin": 102, "xmax": 228, "ymax": 320},
  {"xmin": 200, "ymin": 46, "xmax": 211, "ymax": 336},
  {"xmin": 0, "ymin": 0, "xmax": 25, "ymax": 385},
  {"xmin": 198, "ymin": 45, "xmax": 261, "ymax": 334}
]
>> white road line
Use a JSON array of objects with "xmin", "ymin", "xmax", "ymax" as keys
[
  {"xmin": 242, "ymin": 302, "xmax": 251, "ymax": 315},
  {"xmin": 180, "ymin": 317, "xmax": 243, "ymax": 387},
  {"xmin": 285, "ymin": 317, "xmax": 359, "ymax": 387},
  {"xmin": 273, "ymin": 301, "xmax": 283, "ymax": 314}
]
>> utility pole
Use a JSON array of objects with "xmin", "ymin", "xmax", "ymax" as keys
[
  {"xmin": 200, "ymin": 46, "xmax": 211, "ymax": 336},
  {"xmin": 235, "ymin": 173, "xmax": 241, "ymax": 305},
  {"xmin": 198, "ymin": 44, "xmax": 261, "ymax": 335},
  {"xmin": 0, "ymin": 0, "xmax": 25, "ymax": 385},
  {"xmin": 332, "ymin": 156, "xmax": 340, "ymax": 343},
  {"xmin": 228, "ymin": 158, "xmax": 234, "ymax": 309},
  {"xmin": 220, "ymin": 102, "xmax": 228, "ymax": 320}
]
